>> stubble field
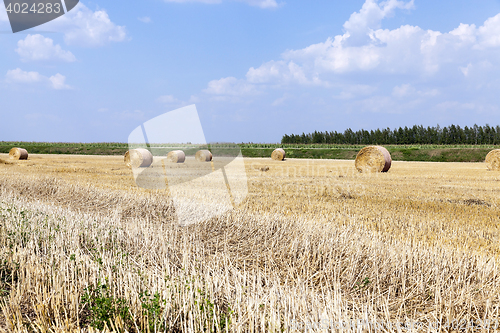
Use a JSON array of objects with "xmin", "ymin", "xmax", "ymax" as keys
[{"xmin": 0, "ymin": 153, "xmax": 499, "ymax": 332}]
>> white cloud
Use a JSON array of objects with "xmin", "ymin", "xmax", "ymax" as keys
[
  {"xmin": 163, "ymin": 0, "xmax": 280, "ymax": 9},
  {"xmin": 343, "ymin": 0, "xmax": 414, "ymax": 46},
  {"xmin": 209, "ymin": 0, "xmax": 500, "ymax": 97},
  {"xmin": 459, "ymin": 63, "xmax": 472, "ymax": 77},
  {"xmin": 204, "ymin": 77, "xmax": 259, "ymax": 96},
  {"xmin": 49, "ymin": 74, "xmax": 72, "ymax": 90},
  {"xmin": 392, "ymin": 83, "xmax": 415, "ymax": 97},
  {"xmin": 246, "ymin": 60, "xmax": 325, "ymax": 86},
  {"xmin": 157, "ymin": 95, "xmax": 181, "ymax": 104},
  {"xmin": 194, "ymin": 0, "xmax": 500, "ymax": 131},
  {"xmin": 138, "ymin": 16, "xmax": 152, "ymax": 23},
  {"xmin": 43, "ymin": 3, "xmax": 127, "ymax": 47},
  {"xmin": 218, "ymin": 0, "xmax": 419, "ymax": 90},
  {"xmin": 459, "ymin": 61, "xmax": 493, "ymax": 78},
  {"xmin": 6, "ymin": 68, "xmax": 43, "ymax": 83},
  {"xmin": 449, "ymin": 23, "xmax": 477, "ymax": 45},
  {"xmin": 16, "ymin": 34, "xmax": 76, "ymax": 62},
  {"xmin": 6, "ymin": 68, "xmax": 71, "ymax": 90},
  {"xmin": 237, "ymin": 0, "xmax": 280, "ymax": 8},
  {"xmin": 477, "ymin": 14, "xmax": 500, "ymax": 48},
  {"xmin": 246, "ymin": 61, "xmax": 284, "ymax": 83},
  {"xmin": 188, "ymin": 0, "xmax": 500, "ymax": 140}
]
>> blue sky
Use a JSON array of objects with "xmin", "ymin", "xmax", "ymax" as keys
[{"xmin": 1, "ymin": 0, "xmax": 500, "ymax": 143}]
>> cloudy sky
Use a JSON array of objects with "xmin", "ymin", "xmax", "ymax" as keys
[{"xmin": 1, "ymin": 0, "xmax": 500, "ymax": 143}]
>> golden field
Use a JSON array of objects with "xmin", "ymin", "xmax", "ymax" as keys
[{"xmin": 0, "ymin": 153, "xmax": 499, "ymax": 332}]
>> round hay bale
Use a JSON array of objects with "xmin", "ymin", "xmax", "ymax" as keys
[
  {"xmin": 485, "ymin": 149, "xmax": 500, "ymax": 171},
  {"xmin": 9, "ymin": 148, "xmax": 28, "ymax": 160},
  {"xmin": 355, "ymin": 146, "xmax": 392, "ymax": 173},
  {"xmin": 195, "ymin": 150, "xmax": 212, "ymax": 162},
  {"xmin": 124, "ymin": 148, "xmax": 153, "ymax": 168},
  {"xmin": 167, "ymin": 150, "xmax": 186, "ymax": 163},
  {"xmin": 271, "ymin": 148, "xmax": 286, "ymax": 161}
]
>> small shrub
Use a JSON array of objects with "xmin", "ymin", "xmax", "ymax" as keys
[
  {"xmin": 81, "ymin": 279, "xmax": 131, "ymax": 330},
  {"xmin": 139, "ymin": 290, "xmax": 166, "ymax": 332}
]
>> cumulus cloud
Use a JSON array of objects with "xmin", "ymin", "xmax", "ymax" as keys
[
  {"xmin": 6, "ymin": 68, "xmax": 71, "ymax": 90},
  {"xmin": 204, "ymin": 0, "xmax": 419, "ymax": 92},
  {"xmin": 163, "ymin": 0, "xmax": 280, "ymax": 9},
  {"xmin": 205, "ymin": 63, "xmax": 324, "ymax": 98},
  {"xmin": 43, "ymin": 3, "xmax": 127, "ymax": 47},
  {"xmin": 477, "ymin": 15, "xmax": 500, "ymax": 48},
  {"xmin": 16, "ymin": 34, "xmax": 76, "ymax": 62},
  {"xmin": 246, "ymin": 60, "xmax": 325, "ymax": 86},
  {"xmin": 49, "ymin": 73, "xmax": 72, "ymax": 90},
  {"xmin": 208, "ymin": 0, "xmax": 500, "ymax": 97},
  {"xmin": 196, "ymin": 0, "xmax": 500, "ymax": 132},
  {"xmin": 6, "ymin": 68, "xmax": 43, "ymax": 83},
  {"xmin": 458, "ymin": 61, "xmax": 493, "ymax": 78},
  {"xmin": 342, "ymin": 0, "xmax": 414, "ymax": 46}
]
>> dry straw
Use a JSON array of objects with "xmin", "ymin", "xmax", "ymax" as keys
[
  {"xmin": 124, "ymin": 148, "xmax": 153, "ymax": 168},
  {"xmin": 0, "ymin": 158, "xmax": 14, "ymax": 165},
  {"xmin": 271, "ymin": 148, "xmax": 286, "ymax": 161},
  {"xmin": 9, "ymin": 147, "xmax": 28, "ymax": 160},
  {"xmin": 195, "ymin": 150, "xmax": 213, "ymax": 162},
  {"xmin": 167, "ymin": 150, "xmax": 186, "ymax": 163},
  {"xmin": 485, "ymin": 149, "xmax": 500, "ymax": 171},
  {"xmin": 355, "ymin": 146, "xmax": 392, "ymax": 173}
]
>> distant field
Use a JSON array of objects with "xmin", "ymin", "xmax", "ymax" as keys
[
  {"xmin": 1, "ymin": 141, "xmax": 498, "ymax": 162},
  {"xmin": 0, "ymin": 142, "xmax": 129, "ymax": 156}
]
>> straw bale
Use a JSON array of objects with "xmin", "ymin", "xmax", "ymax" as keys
[
  {"xmin": 355, "ymin": 146, "xmax": 392, "ymax": 173},
  {"xmin": 271, "ymin": 148, "xmax": 286, "ymax": 161},
  {"xmin": 485, "ymin": 149, "xmax": 500, "ymax": 171},
  {"xmin": 167, "ymin": 150, "xmax": 186, "ymax": 163},
  {"xmin": 195, "ymin": 150, "xmax": 213, "ymax": 162},
  {"xmin": 9, "ymin": 148, "xmax": 28, "ymax": 160},
  {"xmin": 124, "ymin": 148, "xmax": 153, "ymax": 168}
]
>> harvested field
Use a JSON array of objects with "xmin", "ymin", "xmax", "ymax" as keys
[{"xmin": 0, "ymin": 154, "xmax": 499, "ymax": 332}]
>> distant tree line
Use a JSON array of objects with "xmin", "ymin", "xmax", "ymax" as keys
[{"xmin": 281, "ymin": 124, "xmax": 500, "ymax": 145}]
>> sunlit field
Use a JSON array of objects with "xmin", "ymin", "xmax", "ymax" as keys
[{"xmin": 0, "ymin": 154, "xmax": 499, "ymax": 332}]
